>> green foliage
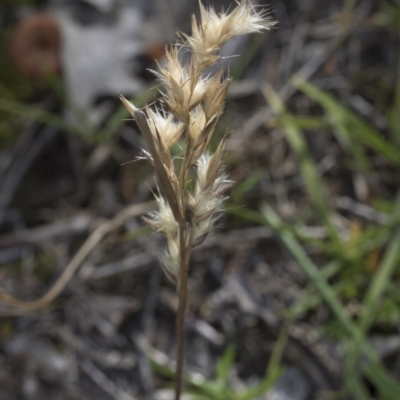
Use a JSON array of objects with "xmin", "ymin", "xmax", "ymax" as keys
[
  {"xmin": 34, "ymin": 251, "xmax": 56, "ymax": 280},
  {"xmin": 262, "ymin": 205, "xmax": 400, "ymax": 400},
  {"xmin": 292, "ymin": 77, "xmax": 400, "ymax": 166},
  {"xmin": 227, "ymin": 60, "xmax": 400, "ymax": 398},
  {"xmin": 264, "ymin": 84, "xmax": 344, "ymax": 253},
  {"xmin": 376, "ymin": 297, "xmax": 400, "ymax": 324},
  {"xmin": 152, "ymin": 342, "xmax": 285, "ymax": 400},
  {"xmin": 389, "ymin": 46, "xmax": 400, "ymax": 145},
  {"xmin": 0, "ymin": 81, "xmax": 159, "ymax": 145},
  {"xmin": 374, "ymin": 1, "xmax": 400, "ymax": 30},
  {"xmin": 230, "ymin": 170, "xmax": 262, "ymax": 202}
]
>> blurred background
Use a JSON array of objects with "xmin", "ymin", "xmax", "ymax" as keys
[{"xmin": 0, "ymin": 0, "xmax": 400, "ymax": 399}]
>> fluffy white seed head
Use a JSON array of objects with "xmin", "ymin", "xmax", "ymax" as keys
[
  {"xmin": 147, "ymin": 196, "xmax": 180, "ymax": 279},
  {"xmin": 151, "ymin": 48, "xmax": 211, "ymax": 123},
  {"xmin": 121, "ymin": 0, "xmax": 275, "ymax": 280},
  {"xmin": 186, "ymin": 0, "xmax": 276, "ymax": 67},
  {"xmin": 196, "ymin": 152, "xmax": 211, "ymax": 190},
  {"xmin": 147, "ymin": 195, "xmax": 179, "ymax": 235},
  {"xmin": 147, "ymin": 108, "xmax": 184, "ymax": 148},
  {"xmin": 188, "ymin": 106, "xmax": 207, "ymax": 143},
  {"xmin": 164, "ymin": 236, "xmax": 180, "ymax": 275},
  {"xmin": 188, "ymin": 153, "xmax": 231, "ymax": 244}
]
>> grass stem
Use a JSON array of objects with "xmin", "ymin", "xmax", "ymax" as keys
[{"xmin": 175, "ymin": 223, "xmax": 189, "ymax": 400}]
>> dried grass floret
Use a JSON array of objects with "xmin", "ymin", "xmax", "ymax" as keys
[
  {"xmin": 151, "ymin": 48, "xmax": 211, "ymax": 123},
  {"xmin": 189, "ymin": 153, "xmax": 231, "ymax": 238},
  {"xmin": 188, "ymin": 105, "xmax": 207, "ymax": 142},
  {"xmin": 147, "ymin": 108, "xmax": 184, "ymax": 148},
  {"xmin": 145, "ymin": 195, "xmax": 181, "ymax": 278},
  {"xmin": 185, "ymin": 0, "xmax": 276, "ymax": 67}
]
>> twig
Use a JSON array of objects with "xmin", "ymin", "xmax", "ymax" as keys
[
  {"xmin": 80, "ymin": 358, "xmax": 137, "ymax": 400},
  {"xmin": 0, "ymin": 202, "xmax": 153, "ymax": 316},
  {"xmin": 335, "ymin": 196, "xmax": 389, "ymax": 224},
  {"xmin": 81, "ymin": 253, "xmax": 154, "ymax": 281},
  {"xmin": 0, "ymin": 213, "xmax": 95, "ymax": 248}
]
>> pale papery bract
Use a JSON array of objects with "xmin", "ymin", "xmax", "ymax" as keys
[
  {"xmin": 147, "ymin": 108, "xmax": 184, "ymax": 148},
  {"xmin": 146, "ymin": 195, "xmax": 178, "ymax": 235},
  {"xmin": 150, "ymin": 48, "xmax": 212, "ymax": 122},
  {"xmin": 188, "ymin": 105, "xmax": 207, "ymax": 143}
]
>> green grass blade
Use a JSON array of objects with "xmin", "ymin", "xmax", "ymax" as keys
[
  {"xmin": 237, "ymin": 368, "xmax": 282, "ymax": 400},
  {"xmin": 260, "ymin": 205, "xmax": 400, "ymax": 399},
  {"xmin": 364, "ymin": 363, "xmax": 400, "ymax": 399},
  {"xmin": 360, "ymin": 225, "xmax": 400, "ymax": 332},
  {"xmin": 292, "ymin": 76, "xmax": 400, "ymax": 165},
  {"xmin": 231, "ymin": 170, "xmax": 262, "ymax": 202},
  {"xmin": 261, "ymin": 205, "xmax": 359, "ymax": 339},
  {"xmin": 345, "ymin": 194, "xmax": 400, "ymax": 383},
  {"xmin": 263, "ymin": 84, "xmax": 343, "ymax": 252},
  {"xmin": 216, "ymin": 346, "xmax": 236, "ymax": 386},
  {"xmin": 284, "ymin": 261, "xmax": 343, "ymax": 318},
  {"xmin": 267, "ymin": 321, "xmax": 290, "ymax": 376},
  {"xmin": 0, "ymin": 97, "xmax": 82, "ymax": 136},
  {"xmin": 351, "ymin": 194, "xmax": 400, "ymax": 355},
  {"xmin": 389, "ymin": 48, "xmax": 400, "ymax": 145}
]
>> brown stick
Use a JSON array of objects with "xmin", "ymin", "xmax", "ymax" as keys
[{"xmin": 0, "ymin": 202, "xmax": 154, "ymax": 316}]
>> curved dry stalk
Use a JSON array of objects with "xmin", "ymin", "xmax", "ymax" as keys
[{"xmin": 0, "ymin": 202, "xmax": 153, "ymax": 316}]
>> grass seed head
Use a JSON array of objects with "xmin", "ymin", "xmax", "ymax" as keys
[
  {"xmin": 185, "ymin": 0, "xmax": 276, "ymax": 68},
  {"xmin": 121, "ymin": 0, "xmax": 275, "ymax": 281}
]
